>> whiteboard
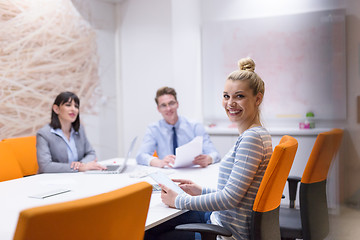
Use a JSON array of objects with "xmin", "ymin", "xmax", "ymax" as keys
[{"xmin": 202, "ymin": 9, "xmax": 346, "ymax": 121}]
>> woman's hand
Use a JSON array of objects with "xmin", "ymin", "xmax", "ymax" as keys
[
  {"xmin": 172, "ymin": 179, "xmax": 202, "ymax": 196},
  {"xmin": 150, "ymin": 155, "xmax": 175, "ymax": 168},
  {"xmin": 70, "ymin": 161, "xmax": 82, "ymax": 171},
  {"xmin": 78, "ymin": 159, "xmax": 106, "ymax": 172},
  {"xmin": 160, "ymin": 184, "xmax": 178, "ymax": 208}
]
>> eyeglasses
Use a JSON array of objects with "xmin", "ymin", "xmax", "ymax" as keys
[{"xmin": 158, "ymin": 101, "xmax": 177, "ymax": 110}]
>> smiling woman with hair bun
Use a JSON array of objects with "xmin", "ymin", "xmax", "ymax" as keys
[{"xmin": 147, "ymin": 57, "xmax": 273, "ymax": 240}]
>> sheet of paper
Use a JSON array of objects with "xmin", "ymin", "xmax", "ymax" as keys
[
  {"xmin": 173, "ymin": 136, "xmax": 203, "ymax": 168},
  {"xmin": 149, "ymin": 172, "xmax": 184, "ymax": 194}
]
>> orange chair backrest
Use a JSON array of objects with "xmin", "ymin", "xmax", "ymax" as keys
[
  {"xmin": 301, "ymin": 128, "xmax": 343, "ymax": 184},
  {"xmin": 0, "ymin": 141, "xmax": 23, "ymax": 182},
  {"xmin": 13, "ymin": 181, "xmax": 153, "ymax": 240},
  {"xmin": 253, "ymin": 135, "xmax": 298, "ymax": 213},
  {"xmin": 2, "ymin": 136, "xmax": 38, "ymax": 176}
]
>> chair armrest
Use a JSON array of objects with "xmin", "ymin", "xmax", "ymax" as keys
[
  {"xmin": 175, "ymin": 223, "xmax": 232, "ymax": 240},
  {"xmin": 287, "ymin": 176, "xmax": 301, "ymax": 208}
]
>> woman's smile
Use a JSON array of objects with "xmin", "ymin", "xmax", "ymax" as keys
[{"xmin": 227, "ymin": 108, "xmax": 242, "ymax": 116}]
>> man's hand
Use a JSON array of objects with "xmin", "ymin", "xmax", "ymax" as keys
[
  {"xmin": 193, "ymin": 154, "xmax": 212, "ymax": 168},
  {"xmin": 150, "ymin": 155, "xmax": 175, "ymax": 168}
]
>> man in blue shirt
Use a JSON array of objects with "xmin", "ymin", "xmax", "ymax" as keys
[{"xmin": 136, "ymin": 87, "xmax": 220, "ymax": 168}]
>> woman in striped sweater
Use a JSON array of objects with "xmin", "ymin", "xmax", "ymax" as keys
[{"xmin": 146, "ymin": 57, "xmax": 273, "ymax": 240}]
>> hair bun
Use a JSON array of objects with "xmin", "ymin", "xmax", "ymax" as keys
[{"xmin": 238, "ymin": 57, "xmax": 255, "ymax": 72}]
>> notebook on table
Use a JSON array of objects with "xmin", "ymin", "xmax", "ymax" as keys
[{"xmin": 85, "ymin": 136, "xmax": 137, "ymax": 174}]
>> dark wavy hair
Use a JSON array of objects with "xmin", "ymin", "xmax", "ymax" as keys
[{"xmin": 50, "ymin": 92, "xmax": 80, "ymax": 131}]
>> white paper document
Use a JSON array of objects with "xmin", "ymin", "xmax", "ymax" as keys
[{"xmin": 173, "ymin": 136, "xmax": 203, "ymax": 168}]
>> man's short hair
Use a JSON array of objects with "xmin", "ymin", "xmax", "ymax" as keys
[{"xmin": 155, "ymin": 86, "xmax": 177, "ymax": 105}]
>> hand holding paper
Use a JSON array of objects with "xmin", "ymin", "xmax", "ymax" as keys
[{"xmin": 173, "ymin": 136, "xmax": 203, "ymax": 168}]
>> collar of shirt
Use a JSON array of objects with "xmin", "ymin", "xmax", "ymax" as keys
[
  {"xmin": 50, "ymin": 127, "xmax": 79, "ymax": 163},
  {"xmin": 159, "ymin": 116, "xmax": 182, "ymax": 130},
  {"xmin": 51, "ymin": 127, "xmax": 76, "ymax": 139}
]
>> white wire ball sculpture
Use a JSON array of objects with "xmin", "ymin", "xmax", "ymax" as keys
[{"xmin": 0, "ymin": 0, "xmax": 100, "ymax": 139}]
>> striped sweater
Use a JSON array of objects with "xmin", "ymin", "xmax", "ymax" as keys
[{"xmin": 175, "ymin": 126, "xmax": 273, "ymax": 240}]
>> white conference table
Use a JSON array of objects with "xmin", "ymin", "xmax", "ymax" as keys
[{"xmin": 0, "ymin": 158, "xmax": 219, "ymax": 240}]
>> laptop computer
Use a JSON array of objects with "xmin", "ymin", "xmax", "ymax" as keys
[{"xmin": 85, "ymin": 136, "xmax": 137, "ymax": 174}]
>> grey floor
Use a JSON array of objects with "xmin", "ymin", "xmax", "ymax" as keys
[{"xmin": 327, "ymin": 205, "xmax": 360, "ymax": 240}]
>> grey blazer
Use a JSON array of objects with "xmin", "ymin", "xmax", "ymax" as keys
[{"xmin": 36, "ymin": 124, "xmax": 96, "ymax": 173}]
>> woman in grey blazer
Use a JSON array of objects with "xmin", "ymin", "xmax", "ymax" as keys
[{"xmin": 36, "ymin": 92, "xmax": 106, "ymax": 173}]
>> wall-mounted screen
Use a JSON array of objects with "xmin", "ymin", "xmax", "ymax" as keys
[{"xmin": 202, "ymin": 9, "xmax": 346, "ymax": 123}]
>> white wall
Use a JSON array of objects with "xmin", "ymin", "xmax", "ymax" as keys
[
  {"xmin": 86, "ymin": 0, "xmax": 359, "ymax": 201},
  {"xmin": 171, "ymin": 0, "xmax": 202, "ymax": 122},
  {"xmin": 72, "ymin": 0, "xmax": 119, "ymax": 160},
  {"xmin": 201, "ymin": 0, "xmax": 345, "ymax": 21},
  {"xmin": 115, "ymin": 0, "xmax": 350, "ymax": 154},
  {"xmin": 199, "ymin": 0, "xmax": 358, "ymax": 202},
  {"xmin": 201, "ymin": 0, "xmax": 360, "ymax": 203},
  {"xmin": 116, "ymin": 0, "xmax": 203, "ymax": 153},
  {"xmin": 342, "ymin": 0, "xmax": 360, "ymax": 201}
]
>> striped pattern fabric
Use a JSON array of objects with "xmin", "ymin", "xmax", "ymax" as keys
[{"xmin": 175, "ymin": 127, "xmax": 273, "ymax": 240}]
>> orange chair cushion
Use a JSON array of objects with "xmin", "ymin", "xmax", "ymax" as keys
[
  {"xmin": 301, "ymin": 128, "xmax": 343, "ymax": 184},
  {"xmin": 253, "ymin": 135, "xmax": 298, "ymax": 212},
  {"xmin": 13, "ymin": 182, "xmax": 152, "ymax": 240},
  {"xmin": 2, "ymin": 136, "xmax": 38, "ymax": 176},
  {"xmin": 0, "ymin": 142, "xmax": 23, "ymax": 182}
]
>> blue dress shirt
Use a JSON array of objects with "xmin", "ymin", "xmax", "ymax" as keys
[{"xmin": 136, "ymin": 116, "xmax": 220, "ymax": 166}]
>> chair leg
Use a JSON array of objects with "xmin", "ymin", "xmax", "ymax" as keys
[{"xmin": 200, "ymin": 232, "xmax": 217, "ymax": 240}]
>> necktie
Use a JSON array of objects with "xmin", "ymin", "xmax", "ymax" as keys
[{"xmin": 172, "ymin": 126, "xmax": 178, "ymax": 155}]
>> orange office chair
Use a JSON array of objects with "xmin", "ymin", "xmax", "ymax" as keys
[
  {"xmin": 175, "ymin": 135, "xmax": 298, "ymax": 240},
  {"xmin": 0, "ymin": 141, "xmax": 23, "ymax": 182},
  {"xmin": 280, "ymin": 128, "xmax": 343, "ymax": 240},
  {"xmin": 13, "ymin": 181, "xmax": 153, "ymax": 240},
  {"xmin": 2, "ymin": 136, "xmax": 38, "ymax": 176}
]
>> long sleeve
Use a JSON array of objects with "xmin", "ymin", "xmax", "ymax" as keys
[
  {"xmin": 36, "ymin": 130, "xmax": 74, "ymax": 173},
  {"xmin": 75, "ymin": 126, "xmax": 96, "ymax": 164},
  {"xmin": 175, "ymin": 131, "xmax": 266, "ymax": 211},
  {"xmin": 136, "ymin": 126, "xmax": 158, "ymax": 166},
  {"xmin": 36, "ymin": 125, "xmax": 96, "ymax": 173},
  {"xmin": 174, "ymin": 127, "xmax": 273, "ymax": 240},
  {"xmin": 136, "ymin": 117, "xmax": 221, "ymax": 166}
]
